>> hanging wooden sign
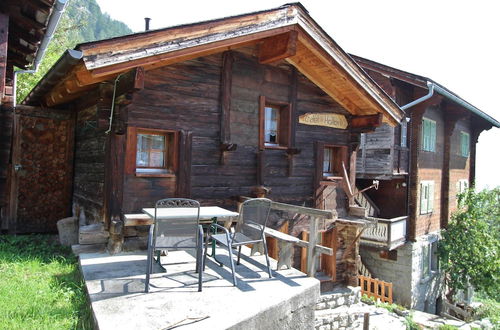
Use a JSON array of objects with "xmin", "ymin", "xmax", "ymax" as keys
[{"xmin": 298, "ymin": 113, "xmax": 348, "ymax": 129}]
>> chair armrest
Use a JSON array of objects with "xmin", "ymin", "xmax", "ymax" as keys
[{"xmin": 210, "ymin": 223, "xmax": 231, "ymax": 235}]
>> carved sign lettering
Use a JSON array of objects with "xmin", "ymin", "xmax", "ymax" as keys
[{"xmin": 298, "ymin": 113, "xmax": 348, "ymax": 129}]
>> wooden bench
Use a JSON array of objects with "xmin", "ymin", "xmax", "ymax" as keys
[
  {"xmin": 251, "ymin": 227, "xmax": 333, "ymax": 271},
  {"xmin": 123, "ymin": 213, "xmax": 236, "ymax": 227}
]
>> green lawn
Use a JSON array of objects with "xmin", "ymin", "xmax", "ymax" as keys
[{"xmin": 0, "ymin": 235, "xmax": 92, "ymax": 329}]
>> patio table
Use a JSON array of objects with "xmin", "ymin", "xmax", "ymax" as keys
[{"xmin": 142, "ymin": 206, "xmax": 239, "ymax": 259}]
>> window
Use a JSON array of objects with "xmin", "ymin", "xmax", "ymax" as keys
[
  {"xmin": 264, "ymin": 105, "xmax": 279, "ymax": 144},
  {"xmin": 420, "ymin": 180, "xmax": 434, "ymax": 214},
  {"xmin": 460, "ymin": 131, "xmax": 470, "ymax": 157},
  {"xmin": 422, "ymin": 241, "xmax": 438, "ymax": 279},
  {"xmin": 421, "ymin": 118, "xmax": 436, "ymax": 152},
  {"xmin": 136, "ymin": 133, "xmax": 166, "ymax": 169},
  {"xmin": 259, "ymin": 96, "xmax": 290, "ymax": 149},
  {"xmin": 128, "ymin": 128, "xmax": 177, "ymax": 177},
  {"xmin": 322, "ymin": 145, "xmax": 347, "ymax": 178}
]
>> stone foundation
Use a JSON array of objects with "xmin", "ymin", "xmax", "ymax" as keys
[{"xmin": 314, "ymin": 286, "xmax": 363, "ymax": 330}]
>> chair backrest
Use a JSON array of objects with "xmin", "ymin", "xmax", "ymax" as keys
[
  {"xmin": 153, "ymin": 198, "xmax": 200, "ymax": 249},
  {"xmin": 236, "ymin": 198, "xmax": 272, "ymax": 240}
]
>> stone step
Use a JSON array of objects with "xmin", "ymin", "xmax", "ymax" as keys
[
  {"xmin": 314, "ymin": 305, "xmax": 365, "ymax": 329},
  {"xmin": 316, "ymin": 286, "xmax": 361, "ymax": 309},
  {"xmin": 72, "ymin": 243, "xmax": 106, "ymax": 256}
]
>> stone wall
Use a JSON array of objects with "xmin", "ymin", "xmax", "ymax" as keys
[
  {"xmin": 410, "ymin": 232, "xmax": 443, "ymax": 313},
  {"xmin": 359, "ymin": 231, "xmax": 443, "ymax": 312},
  {"xmin": 360, "ymin": 243, "xmax": 413, "ymax": 306},
  {"xmin": 314, "ymin": 286, "xmax": 362, "ymax": 330}
]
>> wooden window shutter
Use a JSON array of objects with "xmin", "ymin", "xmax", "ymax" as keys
[
  {"xmin": 177, "ymin": 130, "xmax": 193, "ymax": 197},
  {"xmin": 430, "ymin": 121, "xmax": 436, "ymax": 152},
  {"xmin": 428, "ymin": 181, "xmax": 434, "ymax": 212}
]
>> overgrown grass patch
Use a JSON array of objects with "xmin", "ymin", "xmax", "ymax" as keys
[{"xmin": 0, "ymin": 234, "xmax": 92, "ymax": 329}]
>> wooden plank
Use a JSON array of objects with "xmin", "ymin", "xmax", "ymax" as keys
[
  {"xmin": 0, "ymin": 13, "xmax": 8, "ymax": 102},
  {"xmin": 258, "ymin": 31, "xmax": 298, "ymax": 64},
  {"xmin": 220, "ymin": 51, "xmax": 233, "ymax": 144},
  {"xmin": 350, "ymin": 114, "xmax": 383, "ymax": 130},
  {"xmin": 307, "ymin": 217, "xmax": 319, "ymax": 276},
  {"xmin": 177, "ymin": 130, "xmax": 193, "ymax": 197},
  {"xmin": 300, "ymin": 231, "xmax": 308, "ymax": 273}
]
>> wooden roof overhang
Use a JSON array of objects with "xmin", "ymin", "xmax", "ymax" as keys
[
  {"xmin": 24, "ymin": 4, "xmax": 404, "ymax": 125},
  {"xmin": 352, "ymin": 54, "xmax": 500, "ymax": 128},
  {"xmin": 1, "ymin": 0, "xmax": 56, "ymax": 69}
]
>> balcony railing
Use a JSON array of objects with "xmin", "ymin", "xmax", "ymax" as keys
[{"xmin": 360, "ymin": 216, "xmax": 408, "ymax": 250}]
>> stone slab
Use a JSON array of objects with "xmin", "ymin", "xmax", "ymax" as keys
[{"xmin": 79, "ymin": 246, "xmax": 320, "ymax": 330}]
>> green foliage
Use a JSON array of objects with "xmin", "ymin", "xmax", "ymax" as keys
[
  {"xmin": 437, "ymin": 325, "xmax": 458, "ymax": 330},
  {"xmin": 16, "ymin": 0, "xmax": 132, "ymax": 103},
  {"xmin": 474, "ymin": 294, "xmax": 500, "ymax": 328},
  {"xmin": 361, "ymin": 293, "xmax": 376, "ymax": 304},
  {"xmin": 0, "ymin": 234, "xmax": 92, "ymax": 329},
  {"xmin": 404, "ymin": 313, "xmax": 421, "ymax": 330},
  {"xmin": 438, "ymin": 187, "xmax": 500, "ymax": 300}
]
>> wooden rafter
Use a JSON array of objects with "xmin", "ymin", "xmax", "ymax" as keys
[{"xmin": 258, "ymin": 31, "xmax": 298, "ymax": 64}]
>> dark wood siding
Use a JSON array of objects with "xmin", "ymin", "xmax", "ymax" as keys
[
  {"xmin": 73, "ymin": 104, "xmax": 106, "ymax": 224},
  {"xmin": 121, "ymin": 50, "xmax": 351, "ymax": 214}
]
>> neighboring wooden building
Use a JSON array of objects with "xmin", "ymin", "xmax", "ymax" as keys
[
  {"xmin": 5, "ymin": 4, "xmax": 404, "ymax": 286},
  {"xmin": 0, "ymin": 0, "xmax": 66, "ymax": 233},
  {"xmin": 352, "ymin": 55, "xmax": 499, "ymax": 312}
]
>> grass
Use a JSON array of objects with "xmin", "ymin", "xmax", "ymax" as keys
[
  {"xmin": 474, "ymin": 293, "xmax": 500, "ymax": 329},
  {"xmin": 0, "ymin": 234, "xmax": 92, "ymax": 329}
]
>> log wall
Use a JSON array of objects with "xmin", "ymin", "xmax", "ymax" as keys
[
  {"xmin": 121, "ymin": 50, "xmax": 351, "ymax": 214},
  {"xmin": 73, "ymin": 100, "xmax": 107, "ymax": 224}
]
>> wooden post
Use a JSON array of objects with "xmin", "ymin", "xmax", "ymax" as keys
[
  {"xmin": 307, "ymin": 217, "xmax": 319, "ymax": 276},
  {"xmin": 219, "ymin": 51, "xmax": 234, "ymax": 164},
  {"xmin": 363, "ymin": 313, "xmax": 369, "ymax": 330},
  {"xmin": 0, "ymin": 13, "xmax": 8, "ymax": 102},
  {"xmin": 177, "ymin": 130, "xmax": 193, "ymax": 197}
]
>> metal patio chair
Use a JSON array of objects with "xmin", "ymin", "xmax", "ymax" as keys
[
  {"xmin": 204, "ymin": 198, "xmax": 272, "ymax": 286},
  {"xmin": 145, "ymin": 198, "xmax": 204, "ymax": 292}
]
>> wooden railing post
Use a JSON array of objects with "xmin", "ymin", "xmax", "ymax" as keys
[{"xmin": 307, "ymin": 217, "xmax": 319, "ymax": 276}]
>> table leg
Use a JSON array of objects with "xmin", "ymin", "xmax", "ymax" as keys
[
  {"xmin": 206, "ymin": 217, "xmax": 224, "ymax": 267},
  {"xmin": 154, "ymin": 250, "xmax": 167, "ymax": 273}
]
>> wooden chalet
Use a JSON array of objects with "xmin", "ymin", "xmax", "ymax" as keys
[
  {"xmin": 351, "ymin": 55, "xmax": 499, "ymax": 311},
  {"xmin": 6, "ymin": 4, "xmax": 406, "ymax": 285},
  {"xmin": 0, "ymin": 0, "xmax": 65, "ymax": 233}
]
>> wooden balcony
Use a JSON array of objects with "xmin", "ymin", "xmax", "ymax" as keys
[{"xmin": 360, "ymin": 216, "xmax": 408, "ymax": 250}]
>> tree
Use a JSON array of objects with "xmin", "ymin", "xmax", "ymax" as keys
[
  {"xmin": 16, "ymin": 0, "xmax": 132, "ymax": 103},
  {"xmin": 438, "ymin": 187, "xmax": 500, "ymax": 301}
]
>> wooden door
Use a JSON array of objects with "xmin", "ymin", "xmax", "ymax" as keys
[{"xmin": 9, "ymin": 108, "xmax": 74, "ymax": 233}]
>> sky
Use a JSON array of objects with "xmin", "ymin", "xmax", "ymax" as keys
[{"xmin": 96, "ymin": 0, "xmax": 500, "ymax": 189}]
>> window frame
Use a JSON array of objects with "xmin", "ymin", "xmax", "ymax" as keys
[
  {"xmin": 259, "ymin": 95, "xmax": 291, "ymax": 150},
  {"xmin": 126, "ymin": 127, "xmax": 179, "ymax": 178},
  {"xmin": 460, "ymin": 131, "xmax": 470, "ymax": 157},
  {"xmin": 421, "ymin": 117, "xmax": 436, "ymax": 152},
  {"xmin": 421, "ymin": 240, "xmax": 439, "ymax": 280},
  {"xmin": 420, "ymin": 180, "xmax": 435, "ymax": 215}
]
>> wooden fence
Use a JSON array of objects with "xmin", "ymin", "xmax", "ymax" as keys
[{"xmin": 358, "ymin": 275, "xmax": 393, "ymax": 304}]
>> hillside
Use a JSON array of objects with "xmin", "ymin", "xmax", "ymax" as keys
[{"xmin": 16, "ymin": 0, "xmax": 133, "ymax": 103}]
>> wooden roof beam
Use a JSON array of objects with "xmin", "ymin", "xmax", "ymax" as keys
[
  {"xmin": 7, "ymin": 6, "xmax": 46, "ymax": 30},
  {"xmin": 258, "ymin": 30, "xmax": 297, "ymax": 64},
  {"xmin": 81, "ymin": 26, "xmax": 296, "ymax": 81}
]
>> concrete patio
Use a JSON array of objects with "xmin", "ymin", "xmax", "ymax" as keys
[{"xmin": 79, "ymin": 246, "xmax": 319, "ymax": 329}]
